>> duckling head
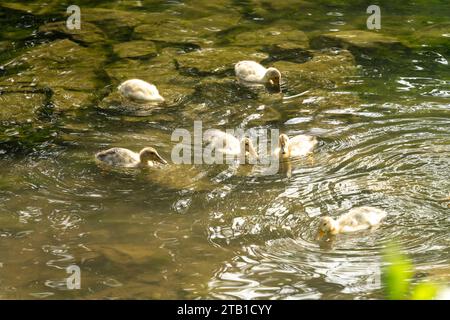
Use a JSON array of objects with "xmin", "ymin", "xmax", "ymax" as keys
[
  {"xmin": 317, "ymin": 216, "xmax": 339, "ymax": 239},
  {"xmin": 278, "ymin": 134, "xmax": 290, "ymax": 158},
  {"xmin": 144, "ymin": 86, "xmax": 165, "ymax": 103},
  {"xmin": 242, "ymin": 137, "xmax": 258, "ymax": 160},
  {"xmin": 153, "ymin": 92, "xmax": 165, "ymax": 103},
  {"xmin": 264, "ymin": 67, "xmax": 281, "ymax": 88},
  {"xmin": 139, "ymin": 147, "xmax": 168, "ymax": 165}
]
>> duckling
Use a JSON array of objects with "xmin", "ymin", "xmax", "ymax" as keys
[
  {"xmin": 317, "ymin": 206, "xmax": 387, "ymax": 239},
  {"xmin": 437, "ymin": 194, "xmax": 450, "ymax": 208},
  {"xmin": 95, "ymin": 147, "xmax": 167, "ymax": 168},
  {"xmin": 235, "ymin": 60, "xmax": 281, "ymax": 88},
  {"xmin": 204, "ymin": 129, "xmax": 258, "ymax": 162},
  {"xmin": 118, "ymin": 79, "xmax": 165, "ymax": 103},
  {"xmin": 274, "ymin": 133, "xmax": 317, "ymax": 159}
]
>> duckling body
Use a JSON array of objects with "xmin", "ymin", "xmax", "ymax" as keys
[
  {"xmin": 235, "ymin": 61, "xmax": 281, "ymax": 87},
  {"xmin": 95, "ymin": 147, "xmax": 167, "ymax": 168},
  {"xmin": 318, "ymin": 206, "xmax": 387, "ymax": 238},
  {"xmin": 204, "ymin": 129, "xmax": 258, "ymax": 161},
  {"xmin": 274, "ymin": 134, "xmax": 317, "ymax": 159},
  {"xmin": 118, "ymin": 79, "xmax": 165, "ymax": 103}
]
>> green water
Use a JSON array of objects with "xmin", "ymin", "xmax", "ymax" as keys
[{"xmin": 0, "ymin": 0, "xmax": 449, "ymax": 299}]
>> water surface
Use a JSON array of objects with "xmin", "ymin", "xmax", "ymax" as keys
[{"xmin": 0, "ymin": 0, "xmax": 449, "ymax": 299}]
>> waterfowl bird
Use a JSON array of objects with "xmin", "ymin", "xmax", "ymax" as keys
[
  {"xmin": 438, "ymin": 194, "xmax": 450, "ymax": 208},
  {"xmin": 274, "ymin": 133, "xmax": 317, "ymax": 159},
  {"xmin": 118, "ymin": 79, "xmax": 165, "ymax": 103},
  {"xmin": 204, "ymin": 129, "xmax": 258, "ymax": 162},
  {"xmin": 317, "ymin": 206, "xmax": 387, "ymax": 239},
  {"xmin": 95, "ymin": 147, "xmax": 167, "ymax": 168},
  {"xmin": 235, "ymin": 60, "xmax": 281, "ymax": 87}
]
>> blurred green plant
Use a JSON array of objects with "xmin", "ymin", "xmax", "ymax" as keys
[{"xmin": 382, "ymin": 244, "xmax": 440, "ymax": 300}]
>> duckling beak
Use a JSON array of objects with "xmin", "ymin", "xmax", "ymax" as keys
[
  {"xmin": 270, "ymin": 79, "xmax": 280, "ymax": 88},
  {"xmin": 155, "ymin": 153, "xmax": 168, "ymax": 165},
  {"xmin": 265, "ymin": 81, "xmax": 281, "ymax": 94},
  {"xmin": 316, "ymin": 230, "xmax": 325, "ymax": 240}
]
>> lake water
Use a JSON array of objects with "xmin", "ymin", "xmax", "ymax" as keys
[{"xmin": 0, "ymin": 0, "xmax": 449, "ymax": 299}]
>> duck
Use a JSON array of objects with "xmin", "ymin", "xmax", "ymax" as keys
[
  {"xmin": 95, "ymin": 147, "xmax": 167, "ymax": 168},
  {"xmin": 437, "ymin": 194, "xmax": 450, "ymax": 208},
  {"xmin": 204, "ymin": 129, "xmax": 258, "ymax": 162},
  {"xmin": 235, "ymin": 60, "xmax": 281, "ymax": 88},
  {"xmin": 274, "ymin": 133, "xmax": 317, "ymax": 159},
  {"xmin": 118, "ymin": 79, "xmax": 165, "ymax": 103},
  {"xmin": 317, "ymin": 206, "xmax": 387, "ymax": 239}
]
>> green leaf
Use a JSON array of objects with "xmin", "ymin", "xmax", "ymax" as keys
[
  {"xmin": 411, "ymin": 283, "xmax": 438, "ymax": 300},
  {"xmin": 382, "ymin": 244, "xmax": 414, "ymax": 300}
]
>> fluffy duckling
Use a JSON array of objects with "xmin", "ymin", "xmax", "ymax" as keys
[
  {"xmin": 95, "ymin": 147, "xmax": 167, "ymax": 168},
  {"xmin": 274, "ymin": 133, "xmax": 317, "ymax": 159},
  {"xmin": 118, "ymin": 79, "xmax": 165, "ymax": 103},
  {"xmin": 438, "ymin": 194, "xmax": 450, "ymax": 208},
  {"xmin": 235, "ymin": 60, "xmax": 281, "ymax": 88},
  {"xmin": 317, "ymin": 206, "xmax": 387, "ymax": 239},
  {"xmin": 204, "ymin": 129, "xmax": 258, "ymax": 161}
]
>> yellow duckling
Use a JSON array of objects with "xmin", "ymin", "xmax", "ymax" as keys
[
  {"xmin": 235, "ymin": 60, "xmax": 281, "ymax": 88},
  {"xmin": 95, "ymin": 147, "xmax": 167, "ymax": 168},
  {"xmin": 204, "ymin": 129, "xmax": 258, "ymax": 161},
  {"xmin": 274, "ymin": 133, "xmax": 318, "ymax": 159},
  {"xmin": 118, "ymin": 79, "xmax": 165, "ymax": 103},
  {"xmin": 437, "ymin": 194, "xmax": 450, "ymax": 208},
  {"xmin": 317, "ymin": 206, "xmax": 387, "ymax": 239}
]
